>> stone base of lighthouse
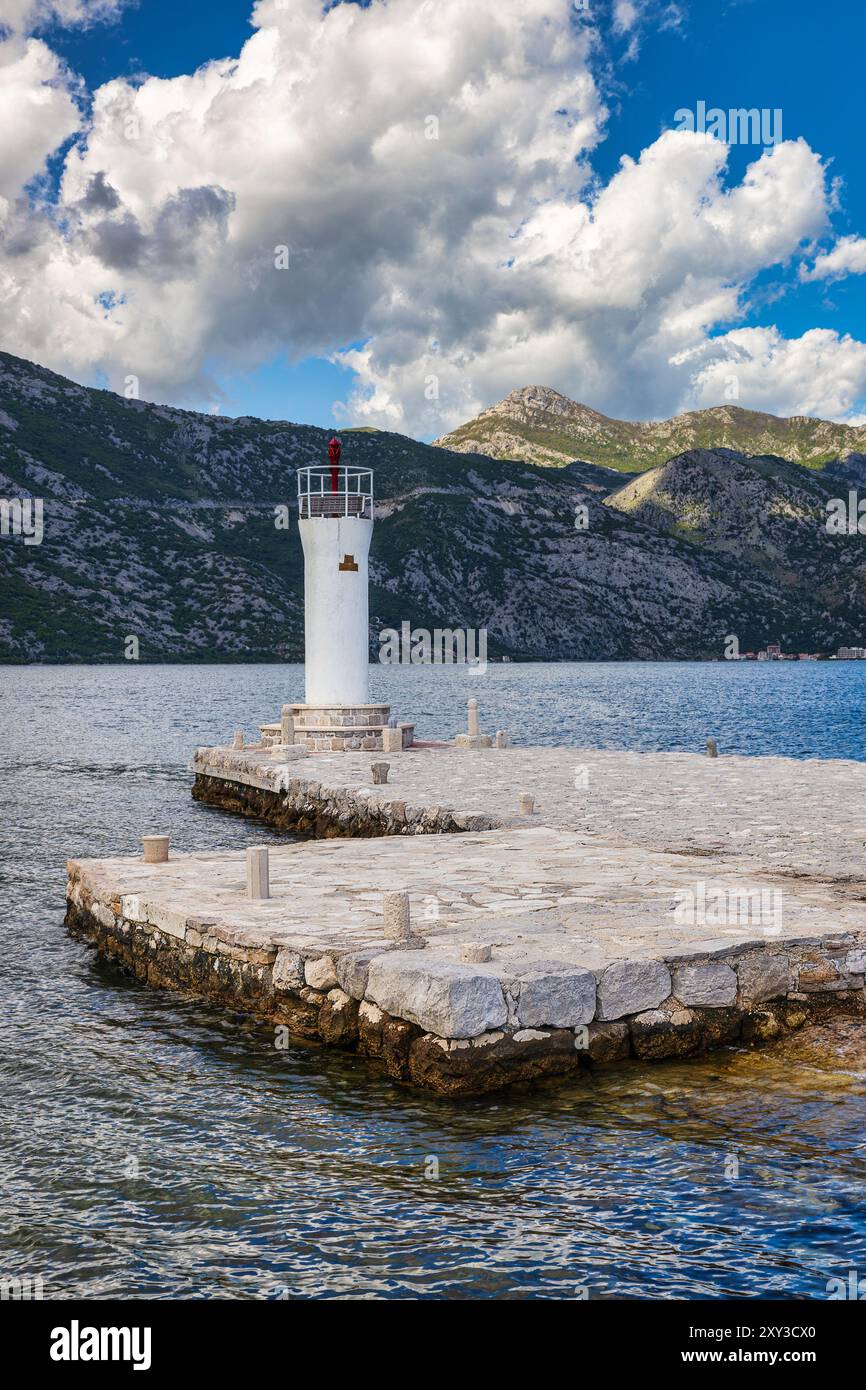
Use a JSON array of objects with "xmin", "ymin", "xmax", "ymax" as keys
[{"xmin": 259, "ymin": 704, "xmax": 415, "ymax": 753}]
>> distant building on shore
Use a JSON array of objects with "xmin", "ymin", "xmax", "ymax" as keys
[
  {"xmin": 837, "ymin": 646, "xmax": 866, "ymax": 659},
  {"xmin": 748, "ymin": 641, "xmax": 823, "ymax": 661},
  {"xmin": 728, "ymin": 642, "xmax": 824, "ymax": 662}
]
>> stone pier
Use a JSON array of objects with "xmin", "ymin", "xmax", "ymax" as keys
[{"xmin": 64, "ymin": 743, "xmax": 866, "ymax": 1095}]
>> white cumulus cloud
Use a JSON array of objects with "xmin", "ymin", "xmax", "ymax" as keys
[
  {"xmin": 1, "ymin": 0, "xmax": 607, "ymax": 403},
  {"xmin": 800, "ymin": 234, "xmax": 866, "ymax": 283},
  {"xmin": 0, "ymin": 36, "xmax": 81, "ymax": 200},
  {"xmin": 0, "ymin": 1, "xmax": 127, "ymax": 35},
  {"xmin": 677, "ymin": 326, "xmax": 866, "ymax": 422},
  {"xmin": 0, "ymin": 0, "xmax": 865, "ymax": 435},
  {"xmin": 338, "ymin": 132, "xmax": 842, "ymax": 432},
  {"xmin": 612, "ymin": 0, "xmax": 641, "ymax": 29}
]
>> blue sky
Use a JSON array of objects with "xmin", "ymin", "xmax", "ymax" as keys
[{"xmin": 5, "ymin": 0, "xmax": 866, "ymax": 434}]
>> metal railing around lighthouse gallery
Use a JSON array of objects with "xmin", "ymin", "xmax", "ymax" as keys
[{"xmin": 296, "ymin": 465, "xmax": 374, "ymax": 519}]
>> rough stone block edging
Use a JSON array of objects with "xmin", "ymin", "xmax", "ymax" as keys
[
  {"xmin": 190, "ymin": 760, "xmax": 501, "ymax": 838},
  {"xmin": 65, "ymin": 863, "xmax": 866, "ymax": 1097}
]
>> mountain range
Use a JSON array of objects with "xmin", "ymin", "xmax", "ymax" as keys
[
  {"xmin": 2, "ymin": 352, "xmax": 866, "ymax": 663},
  {"xmin": 434, "ymin": 385, "xmax": 866, "ymax": 473}
]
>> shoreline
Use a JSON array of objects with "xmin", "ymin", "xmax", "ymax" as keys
[{"xmin": 9, "ymin": 656, "xmax": 866, "ymax": 667}]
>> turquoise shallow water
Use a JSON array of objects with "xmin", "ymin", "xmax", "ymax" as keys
[{"xmin": 1, "ymin": 662, "xmax": 866, "ymax": 1299}]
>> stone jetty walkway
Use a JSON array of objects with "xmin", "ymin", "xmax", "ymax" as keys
[
  {"xmin": 65, "ymin": 744, "xmax": 866, "ymax": 1095},
  {"xmin": 192, "ymin": 743, "xmax": 866, "ymax": 879}
]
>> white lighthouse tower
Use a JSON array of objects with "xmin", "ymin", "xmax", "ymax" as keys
[
  {"xmin": 299, "ymin": 448, "xmax": 372, "ymax": 706},
  {"xmin": 286, "ymin": 441, "xmax": 399, "ymax": 751}
]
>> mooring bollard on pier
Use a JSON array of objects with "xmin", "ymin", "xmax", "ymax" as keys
[
  {"xmin": 460, "ymin": 942, "xmax": 492, "ymax": 963},
  {"xmin": 518, "ymin": 793, "xmax": 535, "ymax": 815},
  {"xmin": 142, "ymin": 835, "xmax": 170, "ymax": 863},
  {"xmin": 232, "ymin": 731, "xmax": 244, "ymax": 750},
  {"xmin": 371, "ymin": 761, "xmax": 390, "ymax": 785},
  {"xmin": 383, "ymin": 890, "xmax": 410, "ymax": 939},
  {"xmin": 280, "ymin": 705, "xmax": 294, "ymax": 746},
  {"xmin": 455, "ymin": 696, "xmax": 493, "ymax": 748},
  {"xmin": 246, "ymin": 846, "xmax": 270, "ymax": 899},
  {"xmin": 381, "ymin": 890, "xmax": 426, "ymax": 949},
  {"xmin": 468, "ymin": 698, "xmax": 479, "ymax": 737},
  {"xmin": 706, "ymin": 737, "xmax": 718, "ymax": 758}
]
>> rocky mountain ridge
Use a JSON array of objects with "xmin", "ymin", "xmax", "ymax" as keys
[
  {"xmin": 434, "ymin": 385, "xmax": 866, "ymax": 472},
  {"xmin": 2, "ymin": 351, "xmax": 866, "ymax": 662}
]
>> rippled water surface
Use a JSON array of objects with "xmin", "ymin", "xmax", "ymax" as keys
[{"xmin": 2, "ymin": 662, "xmax": 866, "ymax": 1299}]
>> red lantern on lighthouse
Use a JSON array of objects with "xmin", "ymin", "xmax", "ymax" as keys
[{"xmin": 328, "ymin": 436, "xmax": 342, "ymax": 494}]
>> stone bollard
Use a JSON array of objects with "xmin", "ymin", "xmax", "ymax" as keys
[
  {"xmin": 280, "ymin": 704, "xmax": 294, "ymax": 746},
  {"xmin": 142, "ymin": 835, "xmax": 169, "ymax": 864},
  {"xmin": 246, "ymin": 846, "xmax": 270, "ymax": 899},
  {"xmin": 518, "ymin": 792, "xmax": 535, "ymax": 816},
  {"xmin": 706, "ymin": 737, "xmax": 718, "ymax": 758},
  {"xmin": 232, "ymin": 731, "xmax": 244, "ymax": 750},
  {"xmin": 382, "ymin": 726, "xmax": 402, "ymax": 753},
  {"xmin": 383, "ymin": 890, "xmax": 411, "ymax": 940},
  {"xmin": 371, "ymin": 761, "xmax": 390, "ymax": 785},
  {"xmin": 467, "ymin": 698, "xmax": 479, "ymax": 737},
  {"xmin": 460, "ymin": 942, "xmax": 492, "ymax": 963},
  {"xmin": 495, "ymin": 730, "xmax": 509, "ymax": 748}
]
